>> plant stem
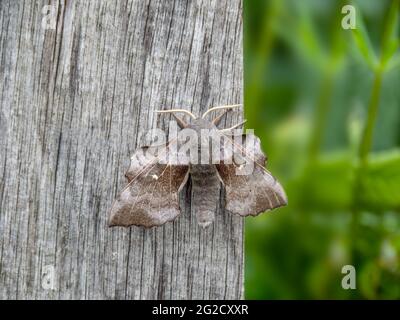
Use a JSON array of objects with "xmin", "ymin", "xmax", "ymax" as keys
[
  {"xmin": 351, "ymin": 67, "xmax": 384, "ymax": 266},
  {"xmin": 358, "ymin": 70, "xmax": 383, "ymax": 167}
]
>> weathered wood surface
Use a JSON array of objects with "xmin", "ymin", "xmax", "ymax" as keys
[{"xmin": 0, "ymin": 0, "xmax": 243, "ymax": 299}]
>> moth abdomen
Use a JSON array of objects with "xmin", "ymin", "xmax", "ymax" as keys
[{"xmin": 190, "ymin": 165, "xmax": 221, "ymax": 227}]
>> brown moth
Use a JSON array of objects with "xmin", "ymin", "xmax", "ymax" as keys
[{"xmin": 109, "ymin": 105, "xmax": 287, "ymax": 228}]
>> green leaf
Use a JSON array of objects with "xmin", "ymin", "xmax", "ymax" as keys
[
  {"xmin": 386, "ymin": 52, "xmax": 400, "ymax": 72},
  {"xmin": 357, "ymin": 150, "xmax": 400, "ymax": 211},
  {"xmin": 297, "ymin": 154, "xmax": 354, "ymax": 211},
  {"xmin": 295, "ymin": 151, "xmax": 400, "ymax": 212},
  {"xmin": 359, "ymin": 262, "xmax": 381, "ymax": 299},
  {"xmin": 380, "ymin": 0, "xmax": 400, "ymax": 68},
  {"xmin": 274, "ymin": 6, "xmax": 326, "ymax": 69},
  {"xmin": 351, "ymin": 7, "xmax": 378, "ymax": 70}
]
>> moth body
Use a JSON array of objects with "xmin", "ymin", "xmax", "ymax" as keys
[
  {"xmin": 189, "ymin": 164, "xmax": 221, "ymax": 227},
  {"xmin": 109, "ymin": 106, "xmax": 287, "ymax": 228},
  {"xmin": 186, "ymin": 118, "xmax": 223, "ymax": 227}
]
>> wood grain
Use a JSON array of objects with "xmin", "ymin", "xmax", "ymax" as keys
[{"xmin": 0, "ymin": 0, "xmax": 243, "ymax": 299}]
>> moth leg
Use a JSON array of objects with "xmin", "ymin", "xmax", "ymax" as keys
[
  {"xmin": 178, "ymin": 170, "xmax": 190, "ymax": 193},
  {"xmin": 220, "ymin": 119, "xmax": 247, "ymax": 132},
  {"xmin": 212, "ymin": 109, "xmax": 231, "ymax": 126},
  {"xmin": 172, "ymin": 113, "xmax": 187, "ymax": 128}
]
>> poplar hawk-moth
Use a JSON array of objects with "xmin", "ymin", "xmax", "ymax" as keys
[{"xmin": 109, "ymin": 105, "xmax": 287, "ymax": 228}]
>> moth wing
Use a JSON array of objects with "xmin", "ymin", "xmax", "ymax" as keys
[
  {"xmin": 109, "ymin": 142, "xmax": 189, "ymax": 228},
  {"xmin": 218, "ymin": 132, "xmax": 266, "ymax": 164},
  {"xmin": 124, "ymin": 145, "xmax": 164, "ymax": 182},
  {"xmin": 217, "ymin": 133, "xmax": 287, "ymax": 216}
]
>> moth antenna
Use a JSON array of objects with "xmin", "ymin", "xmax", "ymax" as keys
[
  {"xmin": 154, "ymin": 109, "xmax": 196, "ymax": 119},
  {"xmin": 202, "ymin": 104, "xmax": 242, "ymax": 119},
  {"xmin": 220, "ymin": 119, "xmax": 247, "ymax": 132}
]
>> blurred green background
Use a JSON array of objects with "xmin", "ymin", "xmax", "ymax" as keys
[{"xmin": 244, "ymin": 0, "xmax": 400, "ymax": 299}]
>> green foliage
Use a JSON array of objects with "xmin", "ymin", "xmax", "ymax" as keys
[
  {"xmin": 298, "ymin": 155, "xmax": 354, "ymax": 211},
  {"xmin": 359, "ymin": 151, "xmax": 400, "ymax": 211},
  {"xmin": 245, "ymin": 0, "xmax": 400, "ymax": 299},
  {"xmin": 351, "ymin": 6, "xmax": 378, "ymax": 70}
]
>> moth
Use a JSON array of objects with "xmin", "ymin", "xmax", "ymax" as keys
[{"xmin": 109, "ymin": 105, "xmax": 287, "ymax": 228}]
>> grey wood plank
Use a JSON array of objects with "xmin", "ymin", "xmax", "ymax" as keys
[{"xmin": 0, "ymin": 0, "xmax": 243, "ymax": 299}]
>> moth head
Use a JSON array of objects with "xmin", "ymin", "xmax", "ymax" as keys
[{"xmin": 186, "ymin": 118, "xmax": 218, "ymax": 131}]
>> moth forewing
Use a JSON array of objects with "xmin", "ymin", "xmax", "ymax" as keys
[
  {"xmin": 220, "ymin": 134, "xmax": 234, "ymax": 165},
  {"xmin": 109, "ymin": 136, "xmax": 190, "ymax": 228},
  {"xmin": 233, "ymin": 132, "xmax": 255, "ymax": 176}
]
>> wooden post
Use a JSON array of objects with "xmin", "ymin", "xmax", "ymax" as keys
[{"xmin": 0, "ymin": 0, "xmax": 243, "ymax": 299}]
